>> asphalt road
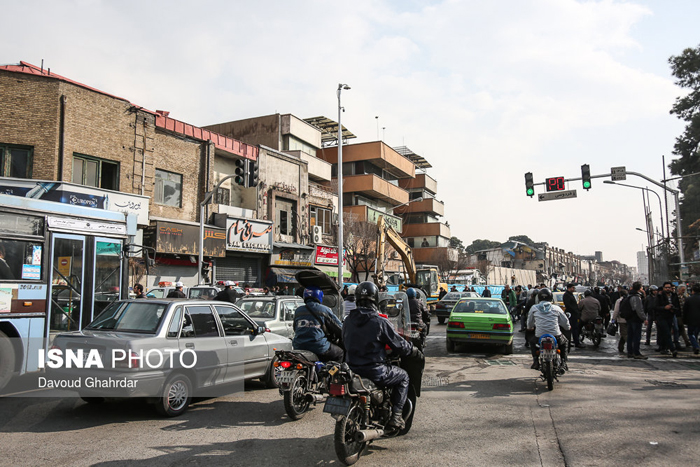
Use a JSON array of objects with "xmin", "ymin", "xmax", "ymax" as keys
[{"xmin": 1, "ymin": 320, "xmax": 699, "ymax": 466}]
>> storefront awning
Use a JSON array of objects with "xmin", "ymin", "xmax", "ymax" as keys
[
  {"xmin": 315, "ymin": 265, "xmax": 351, "ymax": 279},
  {"xmin": 267, "ymin": 267, "xmax": 302, "ymax": 284},
  {"xmin": 273, "ymin": 242, "xmax": 315, "ymax": 250}
]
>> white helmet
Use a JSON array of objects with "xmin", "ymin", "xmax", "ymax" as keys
[
  {"xmin": 348, "ymin": 284, "xmax": 357, "ymax": 294},
  {"xmin": 225, "ymin": 280, "xmax": 235, "ymax": 287},
  {"xmin": 174, "ymin": 281, "xmax": 184, "ymax": 288}
]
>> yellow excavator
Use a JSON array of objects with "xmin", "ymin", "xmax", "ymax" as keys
[{"xmin": 374, "ymin": 215, "xmax": 446, "ymax": 303}]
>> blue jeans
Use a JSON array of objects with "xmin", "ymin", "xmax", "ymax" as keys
[
  {"xmin": 626, "ymin": 321, "xmax": 643, "ymax": 356},
  {"xmin": 688, "ymin": 325, "xmax": 700, "ymax": 350}
]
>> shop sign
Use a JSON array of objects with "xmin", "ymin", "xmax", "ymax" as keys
[
  {"xmin": 226, "ymin": 218, "xmax": 273, "ymax": 253},
  {"xmin": 272, "ymin": 248, "xmax": 313, "ymax": 267},
  {"xmin": 367, "ymin": 207, "xmax": 402, "ymax": 232},
  {"xmin": 314, "ymin": 245, "xmax": 346, "ymax": 267},
  {"xmin": 48, "ymin": 217, "xmax": 127, "ymax": 236},
  {"xmin": 145, "ymin": 221, "xmax": 226, "ymax": 257}
]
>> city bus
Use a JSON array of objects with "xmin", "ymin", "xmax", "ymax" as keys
[{"xmin": 0, "ymin": 193, "xmax": 134, "ymax": 391}]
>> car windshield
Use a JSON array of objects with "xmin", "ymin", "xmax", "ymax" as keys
[
  {"xmin": 189, "ymin": 288, "xmax": 217, "ymax": 300},
  {"xmin": 238, "ymin": 300, "xmax": 277, "ymax": 318},
  {"xmin": 146, "ymin": 288, "xmax": 165, "ymax": 298},
  {"xmin": 553, "ymin": 293, "xmax": 564, "ymax": 302},
  {"xmin": 87, "ymin": 301, "xmax": 168, "ymax": 333},
  {"xmin": 443, "ymin": 293, "xmax": 462, "ymax": 301},
  {"xmin": 453, "ymin": 299, "xmax": 507, "ymax": 315}
]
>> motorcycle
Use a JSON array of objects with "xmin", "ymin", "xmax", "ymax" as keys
[
  {"xmin": 535, "ymin": 334, "xmax": 566, "ymax": 391},
  {"xmin": 275, "ymin": 349, "xmax": 328, "ymax": 420},
  {"xmin": 579, "ymin": 316, "xmax": 605, "ymax": 348},
  {"xmin": 323, "ymin": 353, "xmax": 424, "ymax": 466}
]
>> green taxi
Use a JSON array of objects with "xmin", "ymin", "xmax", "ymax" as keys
[{"xmin": 446, "ymin": 297, "xmax": 514, "ymax": 354}]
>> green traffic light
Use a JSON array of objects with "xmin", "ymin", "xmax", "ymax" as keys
[
  {"xmin": 526, "ymin": 188, "xmax": 534, "ymax": 196},
  {"xmin": 583, "ymin": 181, "xmax": 591, "ymax": 189}
]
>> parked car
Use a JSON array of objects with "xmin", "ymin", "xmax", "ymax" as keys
[
  {"xmin": 445, "ymin": 297, "xmax": 514, "ymax": 354},
  {"xmin": 145, "ymin": 285, "xmax": 188, "ymax": 298},
  {"xmin": 49, "ymin": 299, "xmax": 292, "ymax": 416},
  {"xmin": 236, "ymin": 296, "xmax": 306, "ymax": 339},
  {"xmin": 434, "ymin": 291, "xmax": 481, "ymax": 324},
  {"xmin": 187, "ymin": 285, "xmax": 221, "ymax": 300},
  {"xmin": 552, "ymin": 291, "xmax": 583, "ymax": 313}
]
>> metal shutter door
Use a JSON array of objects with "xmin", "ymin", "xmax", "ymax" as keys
[{"xmin": 216, "ymin": 256, "xmax": 260, "ymax": 285}]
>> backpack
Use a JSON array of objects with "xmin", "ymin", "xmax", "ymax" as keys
[{"xmin": 619, "ymin": 295, "xmax": 634, "ymax": 320}]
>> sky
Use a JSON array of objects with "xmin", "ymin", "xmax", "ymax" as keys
[{"xmin": 2, "ymin": 0, "xmax": 699, "ymax": 268}]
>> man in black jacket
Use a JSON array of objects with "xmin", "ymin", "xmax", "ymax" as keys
[
  {"xmin": 683, "ymin": 283, "xmax": 700, "ymax": 355},
  {"xmin": 563, "ymin": 283, "xmax": 584, "ymax": 348},
  {"xmin": 655, "ymin": 281, "xmax": 681, "ymax": 357},
  {"xmin": 644, "ymin": 285, "xmax": 658, "ymax": 346},
  {"xmin": 343, "ymin": 281, "xmax": 422, "ymax": 430},
  {"xmin": 215, "ymin": 281, "xmax": 240, "ymax": 303},
  {"xmin": 625, "ymin": 282, "xmax": 648, "ymax": 359}
]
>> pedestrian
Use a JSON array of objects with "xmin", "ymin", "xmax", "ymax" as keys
[
  {"xmin": 644, "ymin": 285, "xmax": 658, "ymax": 346},
  {"xmin": 502, "ymin": 284, "xmax": 517, "ymax": 318},
  {"xmin": 341, "ymin": 285, "xmax": 349, "ymax": 300},
  {"xmin": 611, "ymin": 289, "xmax": 628, "ymax": 355},
  {"xmin": 655, "ymin": 281, "xmax": 681, "ymax": 357},
  {"xmin": 623, "ymin": 282, "xmax": 647, "ymax": 359},
  {"xmin": 675, "ymin": 285, "xmax": 692, "ymax": 350},
  {"xmin": 482, "ymin": 286, "xmax": 491, "ymax": 297},
  {"xmin": 133, "ymin": 283, "xmax": 146, "ymax": 299},
  {"xmin": 683, "ymin": 283, "xmax": 700, "ymax": 354},
  {"xmin": 343, "ymin": 284, "xmax": 357, "ymax": 318},
  {"xmin": 438, "ymin": 287, "xmax": 447, "ymax": 300},
  {"xmin": 167, "ymin": 282, "xmax": 186, "ymax": 298},
  {"xmin": 564, "ymin": 283, "xmax": 584, "ymax": 348},
  {"xmin": 283, "ymin": 285, "xmax": 290, "ymax": 296}
]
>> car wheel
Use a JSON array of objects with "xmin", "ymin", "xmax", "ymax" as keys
[
  {"xmin": 155, "ymin": 373, "xmax": 192, "ymax": 417},
  {"xmin": 0, "ymin": 331, "xmax": 15, "ymax": 391},
  {"xmin": 437, "ymin": 316, "xmax": 445, "ymax": 325},
  {"xmin": 503, "ymin": 343, "xmax": 513, "ymax": 355},
  {"xmin": 264, "ymin": 355, "xmax": 281, "ymax": 388},
  {"xmin": 446, "ymin": 338, "xmax": 455, "ymax": 353}
]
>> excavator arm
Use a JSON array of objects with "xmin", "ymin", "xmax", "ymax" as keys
[{"xmin": 375, "ymin": 215, "xmax": 417, "ymax": 288}]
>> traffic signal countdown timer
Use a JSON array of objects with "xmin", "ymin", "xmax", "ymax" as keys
[
  {"xmin": 581, "ymin": 164, "xmax": 591, "ymax": 190},
  {"xmin": 525, "ymin": 172, "xmax": 534, "ymax": 197}
]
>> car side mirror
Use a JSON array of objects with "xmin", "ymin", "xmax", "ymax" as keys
[{"xmin": 254, "ymin": 325, "xmax": 266, "ymax": 335}]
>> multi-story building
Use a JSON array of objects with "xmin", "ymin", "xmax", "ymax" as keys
[{"xmin": 0, "ymin": 61, "xmax": 262, "ymax": 288}]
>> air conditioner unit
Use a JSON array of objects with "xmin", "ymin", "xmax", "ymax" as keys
[{"xmin": 312, "ymin": 226, "xmax": 323, "ymax": 244}]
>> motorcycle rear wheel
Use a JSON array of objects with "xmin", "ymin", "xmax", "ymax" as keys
[
  {"xmin": 544, "ymin": 360, "xmax": 554, "ymax": 391},
  {"xmin": 334, "ymin": 402, "xmax": 366, "ymax": 466},
  {"xmin": 284, "ymin": 374, "xmax": 311, "ymax": 420}
]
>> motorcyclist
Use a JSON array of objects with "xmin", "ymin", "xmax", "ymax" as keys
[
  {"xmin": 406, "ymin": 288, "xmax": 429, "ymax": 327},
  {"xmin": 578, "ymin": 289, "xmax": 601, "ymax": 328},
  {"xmin": 343, "ymin": 281, "xmax": 423, "ymax": 431},
  {"xmin": 343, "ymin": 284, "xmax": 357, "ymax": 318},
  {"xmin": 292, "ymin": 286, "xmax": 344, "ymax": 362},
  {"xmin": 214, "ymin": 280, "xmax": 240, "ymax": 303},
  {"xmin": 527, "ymin": 288, "xmax": 571, "ymax": 370}
]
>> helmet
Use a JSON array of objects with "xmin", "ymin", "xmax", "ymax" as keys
[
  {"xmin": 356, "ymin": 281, "xmax": 379, "ymax": 308},
  {"xmin": 303, "ymin": 286, "xmax": 324, "ymax": 303},
  {"xmin": 225, "ymin": 280, "xmax": 235, "ymax": 287},
  {"xmin": 649, "ymin": 285, "xmax": 658, "ymax": 291},
  {"xmin": 537, "ymin": 288, "xmax": 553, "ymax": 302},
  {"xmin": 584, "ymin": 289, "xmax": 593, "ymax": 297},
  {"xmin": 174, "ymin": 281, "xmax": 184, "ymax": 288},
  {"xmin": 406, "ymin": 288, "xmax": 417, "ymax": 299},
  {"xmin": 348, "ymin": 284, "xmax": 357, "ymax": 294}
]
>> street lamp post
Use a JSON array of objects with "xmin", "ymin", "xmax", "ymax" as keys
[
  {"xmin": 337, "ymin": 84, "xmax": 350, "ymax": 288},
  {"xmin": 604, "ymin": 181, "xmax": 665, "ymax": 240}
]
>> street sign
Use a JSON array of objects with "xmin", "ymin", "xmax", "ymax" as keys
[
  {"xmin": 538, "ymin": 189, "xmax": 577, "ymax": 202},
  {"xmin": 611, "ymin": 166, "xmax": 626, "ymax": 181}
]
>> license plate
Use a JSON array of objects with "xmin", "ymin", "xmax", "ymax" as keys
[
  {"xmin": 278, "ymin": 370, "xmax": 297, "ymax": 385},
  {"xmin": 323, "ymin": 397, "xmax": 352, "ymax": 416},
  {"xmin": 469, "ymin": 333, "xmax": 489, "ymax": 339}
]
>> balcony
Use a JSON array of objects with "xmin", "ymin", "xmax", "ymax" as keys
[
  {"xmin": 297, "ymin": 152, "xmax": 332, "ymax": 182},
  {"xmin": 320, "ymin": 141, "xmax": 415, "ymax": 179},
  {"xmin": 398, "ymin": 173, "xmax": 437, "ymax": 194},
  {"xmin": 402, "ymin": 222, "xmax": 451, "ymax": 238},
  {"xmin": 343, "ymin": 174, "xmax": 409, "ymax": 206},
  {"xmin": 393, "ymin": 197, "xmax": 444, "ymax": 216}
]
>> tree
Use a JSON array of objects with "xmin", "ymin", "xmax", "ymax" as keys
[
  {"xmin": 669, "ymin": 44, "xmax": 700, "ymax": 274},
  {"xmin": 465, "ymin": 239, "xmax": 501, "ymax": 254},
  {"xmin": 449, "ymin": 236, "xmax": 466, "ymax": 253},
  {"xmin": 340, "ymin": 213, "xmax": 378, "ymax": 283}
]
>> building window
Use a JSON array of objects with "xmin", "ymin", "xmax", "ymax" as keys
[
  {"xmin": 0, "ymin": 144, "xmax": 33, "ymax": 179},
  {"xmin": 72, "ymin": 154, "xmax": 119, "ymax": 190},
  {"xmin": 155, "ymin": 169, "xmax": 182, "ymax": 208},
  {"xmin": 216, "ymin": 187, "xmax": 230, "ymax": 205},
  {"xmin": 310, "ymin": 206, "xmax": 332, "ymax": 234},
  {"xmin": 275, "ymin": 197, "xmax": 296, "ymax": 237}
]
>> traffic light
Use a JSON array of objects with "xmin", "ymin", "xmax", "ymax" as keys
[
  {"xmin": 234, "ymin": 159, "xmax": 248, "ymax": 187},
  {"xmin": 525, "ymin": 172, "xmax": 534, "ymax": 197},
  {"xmin": 201, "ymin": 261, "xmax": 211, "ymax": 282},
  {"xmin": 581, "ymin": 164, "xmax": 591, "ymax": 190},
  {"xmin": 248, "ymin": 160, "xmax": 259, "ymax": 187}
]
